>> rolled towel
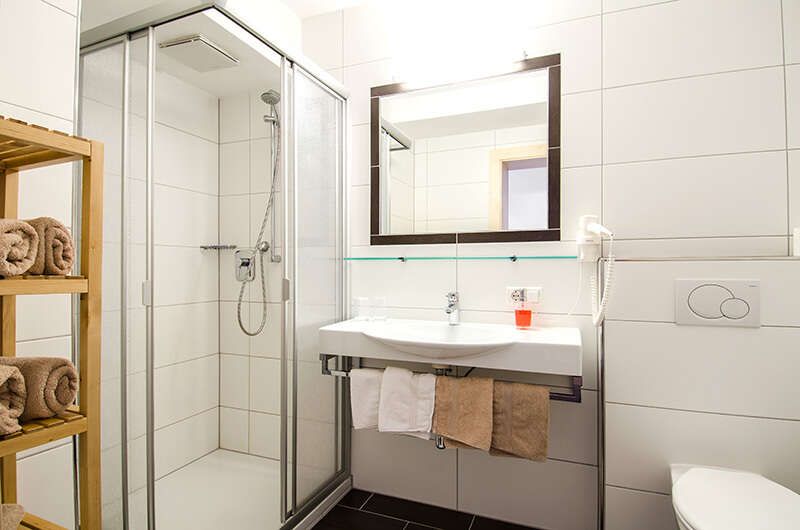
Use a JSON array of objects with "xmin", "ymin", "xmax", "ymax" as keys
[
  {"xmin": 0, "ymin": 503, "xmax": 24, "ymax": 530},
  {"xmin": 0, "ymin": 219, "xmax": 38, "ymax": 277},
  {"xmin": 0, "ymin": 357, "xmax": 78, "ymax": 421},
  {"xmin": 25, "ymin": 216, "xmax": 74, "ymax": 275},
  {"xmin": 0, "ymin": 365, "xmax": 26, "ymax": 435}
]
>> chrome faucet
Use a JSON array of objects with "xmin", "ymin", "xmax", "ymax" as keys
[{"xmin": 445, "ymin": 291, "xmax": 460, "ymax": 326}]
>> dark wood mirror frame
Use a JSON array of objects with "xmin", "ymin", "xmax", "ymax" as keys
[{"xmin": 369, "ymin": 53, "xmax": 561, "ymax": 245}]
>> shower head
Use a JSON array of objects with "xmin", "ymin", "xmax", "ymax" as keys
[{"xmin": 261, "ymin": 90, "xmax": 280, "ymax": 106}]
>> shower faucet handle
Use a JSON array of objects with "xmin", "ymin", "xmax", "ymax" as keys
[{"xmin": 235, "ymin": 249, "xmax": 256, "ymax": 282}]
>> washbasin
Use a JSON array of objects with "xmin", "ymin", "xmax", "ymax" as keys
[
  {"xmin": 363, "ymin": 319, "xmax": 516, "ymax": 358},
  {"xmin": 318, "ymin": 318, "xmax": 583, "ymax": 376}
]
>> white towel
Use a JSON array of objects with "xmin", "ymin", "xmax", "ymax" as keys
[
  {"xmin": 350, "ymin": 368, "xmax": 383, "ymax": 429},
  {"xmin": 378, "ymin": 366, "xmax": 436, "ymax": 439}
]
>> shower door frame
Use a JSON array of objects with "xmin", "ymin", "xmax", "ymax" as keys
[{"xmin": 78, "ymin": 5, "xmax": 351, "ymax": 529}]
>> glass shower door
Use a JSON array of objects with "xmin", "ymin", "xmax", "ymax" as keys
[{"xmin": 284, "ymin": 65, "xmax": 347, "ymax": 522}]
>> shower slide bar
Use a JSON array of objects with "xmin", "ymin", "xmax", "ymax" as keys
[{"xmin": 318, "ymin": 354, "xmax": 583, "ymax": 403}]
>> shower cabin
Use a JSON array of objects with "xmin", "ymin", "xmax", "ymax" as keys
[{"xmin": 78, "ymin": 6, "xmax": 347, "ymax": 529}]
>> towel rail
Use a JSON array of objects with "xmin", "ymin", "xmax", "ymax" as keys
[{"xmin": 319, "ymin": 353, "xmax": 583, "ymax": 403}]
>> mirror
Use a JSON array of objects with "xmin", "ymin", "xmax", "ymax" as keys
[
  {"xmin": 370, "ymin": 55, "xmax": 561, "ymax": 245},
  {"xmin": 370, "ymin": 54, "xmax": 561, "ymax": 245}
]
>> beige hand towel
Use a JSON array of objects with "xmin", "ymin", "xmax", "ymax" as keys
[
  {"xmin": 0, "ymin": 365, "xmax": 26, "ymax": 435},
  {"xmin": 25, "ymin": 217, "xmax": 74, "ymax": 275},
  {"xmin": 0, "ymin": 357, "xmax": 78, "ymax": 421},
  {"xmin": 432, "ymin": 376, "xmax": 494, "ymax": 451},
  {"xmin": 0, "ymin": 219, "xmax": 38, "ymax": 277},
  {"xmin": 490, "ymin": 381, "xmax": 549, "ymax": 461},
  {"xmin": 0, "ymin": 503, "xmax": 24, "ymax": 530}
]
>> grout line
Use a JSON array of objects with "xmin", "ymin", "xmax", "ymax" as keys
[
  {"xmin": 602, "ymin": 147, "xmax": 788, "ymax": 167},
  {"xmin": 780, "ymin": 0, "xmax": 792, "ymax": 255},
  {"xmin": 603, "ymin": 63, "xmax": 785, "ymax": 92},
  {"xmin": 605, "ymin": 483, "xmax": 671, "ymax": 497},
  {"xmin": 39, "ymin": 0, "xmax": 77, "ymax": 17},
  {"xmin": 467, "ymin": 514, "xmax": 476, "ymax": 530},
  {"xmin": 599, "ymin": 0, "xmax": 677, "ymax": 16},
  {"xmin": 359, "ymin": 492, "xmax": 374, "ymax": 510},
  {"xmin": 606, "ymin": 400, "xmax": 800, "ymax": 423}
]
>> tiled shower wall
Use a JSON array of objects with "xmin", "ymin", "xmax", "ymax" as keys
[
  {"xmin": 80, "ymin": 47, "xmax": 221, "ymax": 528},
  {"xmin": 0, "ymin": 0, "xmax": 79, "ymax": 526},
  {"xmin": 218, "ymin": 90, "xmax": 285, "ymax": 460},
  {"xmin": 302, "ymin": 1, "xmax": 800, "ymax": 529}
]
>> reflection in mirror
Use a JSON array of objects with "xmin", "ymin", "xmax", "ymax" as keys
[{"xmin": 371, "ymin": 56, "xmax": 560, "ymax": 244}]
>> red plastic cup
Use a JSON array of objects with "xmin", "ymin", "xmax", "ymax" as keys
[{"xmin": 515, "ymin": 309, "xmax": 532, "ymax": 329}]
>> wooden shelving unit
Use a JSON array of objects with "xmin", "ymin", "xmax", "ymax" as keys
[{"xmin": 0, "ymin": 116, "xmax": 102, "ymax": 530}]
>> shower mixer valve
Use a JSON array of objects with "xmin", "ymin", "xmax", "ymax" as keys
[{"xmin": 235, "ymin": 249, "xmax": 256, "ymax": 282}]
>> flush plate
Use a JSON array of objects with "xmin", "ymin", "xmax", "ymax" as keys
[{"xmin": 675, "ymin": 279, "xmax": 760, "ymax": 327}]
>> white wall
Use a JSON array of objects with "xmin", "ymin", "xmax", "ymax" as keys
[
  {"xmin": 0, "ymin": 0, "xmax": 79, "ymax": 526},
  {"xmin": 302, "ymin": 0, "xmax": 800, "ymax": 529},
  {"xmin": 218, "ymin": 90, "xmax": 284, "ymax": 461}
]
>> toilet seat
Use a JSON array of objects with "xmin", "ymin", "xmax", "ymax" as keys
[{"xmin": 672, "ymin": 467, "xmax": 800, "ymax": 530}]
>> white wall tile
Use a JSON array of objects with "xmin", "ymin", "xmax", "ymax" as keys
[
  {"xmin": 249, "ymin": 412, "xmax": 280, "ymax": 459},
  {"xmin": 605, "ymin": 486, "xmax": 678, "ymax": 530},
  {"xmin": 154, "ymin": 302, "xmax": 218, "ymax": 367},
  {"xmin": 154, "ymin": 124, "xmax": 218, "ymax": 195},
  {"xmin": 605, "ymin": 403, "xmax": 800, "ymax": 494},
  {"xmin": 562, "ymin": 165, "xmax": 601, "ymax": 241},
  {"xmin": 607, "ymin": 260, "xmax": 800, "ymax": 326},
  {"xmin": 350, "ymin": 124, "xmax": 371, "ymax": 186},
  {"xmin": 220, "ymin": 141, "xmax": 250, "ymax": 196},
  {"xmin": 18, "ymin": 163, "xmax": 73, "ymax": 224},
  {"xmin": 606, "ymin": 321, "xmax": 800, "ymax": 420},
  {"xmin": 249, "ymin": 357, "xmax": 280, "ymax": 414},
  {"xmin": 220, "ymin": 195, "xmax": 250, "ymax": 247},
  {"xmin": 349, "ymin": 185, "xmax": 371, "ymax": 247},
  {"xmin": 155, "ymin": 409, "xmax": 218, "ymax": 478},
  {"xmin": 249, "ymin": 303, "xmax": 282, "ymax": 358},
  {"xmin": 221, "ymin": 301, "xmax": 250, "ymax": 354},
  {"xmin": 788, "ymin": 65, "xmax": 800, "ymax": 149},
  {"xmin": 221, "ymin": 354, "xmax": 249, "ymax": 409},
  {"xmin": 523, "ymin": 15, "xmax": 601, "ymax": 94},
  {"xmin": 154, "ymin": 356, "xmax": 218, "ymax": 429},
  {"xmin": 154, "ymin": 186, "xmax": 218, "ymax": 247},
  {"xmin": 603, "ymin": 152, "xmax": 788, "ymax": 239},
  {"xmin": 220, "ymin": 407, "xmax": 249, "ymax": 452},
  {"xmin": 604, "ymin": 67, "xmax": 786, "ymax": 163},
  {"xmin": 456, "ymin": 242, "xmax": 592, "ymax": 314},
  {"xmin": 427, "ymin": 183, "xmax": 488, "ymax": 221},
  {"xmin": 605, "ymin": 236, "xmax": 788, "ymax": 259},
  {"xmin": 220, "ymin": 93, "xmax": 250, "ymax": 143},
  {"xmin": 303, "ymin": 11, "xmax": 344, "ymax": 70},
  {"xmin": 427, "ymin": 147, "xmax": 491, "ymax": 186},
  {"xmin": 458, "ymin": 452, "xmax": 597, "ymax": 530},
  {"xmin": 603, "ymin": 0, "xmax": 783, "ymax": 87},
  {"xmin": 342, "ymin": 4, "xmax": 393, "ymax": 65},
  {"xmin": 0, "ymin": 0, "xmax": 75, "ymax": 120},
  {"xmin": 16, "ymin": 295, "xmax": 71, "ymax": 341},
  {"xmin": 352, "ymin": 429, "xmax": 458, "ymax": 508},
  {"xmin": 562, "ymin": 90, "xmax": 602, "ymax": 167},
  {"xmin": 250, "ymin": 137, "xmax": 275, "ymax": 194},
  {"xmin": 18, "ymin": 444, "xmax": 76, "ymax": 528},
  {"xmin": 154, "ymin": 246, "xmax": 218, "ymax": 306},
  {"xmin": 786, "ymin": 0, "xmax": 800, "ymax": 64},
  {"xmin": 155, "ymin": 70, "xmax": 218, "ymax": 143},
  {"xmin": 603, "ymin": 0, "xmax": 673, "ymax": 11},
  {"xmin": 521, "ymin": 0, "xmax": 602, "ymax": 26},
  {"xmin": 342, "ymin": 59, "xmax": 395, "ymax": 125}
]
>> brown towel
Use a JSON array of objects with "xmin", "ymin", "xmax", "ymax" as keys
[
  {"xmin": 0, "ymin": 365, "xmax": 26, "ymax": 435},
  {"xmin": 0, "ymin": 219, "xmax": 38, "ymax": 277},
  {"xmin": 0, "ymin": 357, "xmax": 78, "ymax": 421},
  {"xmin": 0, "ymin": 503, "xmax": 24, "ymax": 530},
  {"xmin": 432, "ymin": 376, "xmax": 494, "ymax": 451},
  {"xmin": 25, "ymin": 217, "xmax": 74, "ymax": 275},
  {"xmin": 490, "ymin": 381, "xmax": 549, "ymax": 461}
]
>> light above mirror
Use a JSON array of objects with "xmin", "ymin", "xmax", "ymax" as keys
[{"xmin": 370, "ymin": 54, "xmax": 561, "ymax": 245}]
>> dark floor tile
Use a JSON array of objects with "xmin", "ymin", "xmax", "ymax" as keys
[
  {"xmin": 471, "ymin": 516, "xmax": 540, "ymax": 529},
  {"xmin": 338, "ymin": 488, "xmax": 372, "ymax": 509},
  {"xmin": 363, "ymin": 494, "xmax": 473, "ymax": 530},
  {"xmin": 316, "ymin": 506, "xmax": 406, "ymax": 530},
  {"xmin": 406, "ymin": 525, "xmax": 440, "ymax": 530}
]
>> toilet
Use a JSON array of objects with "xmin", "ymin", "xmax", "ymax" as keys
[{"xmin": 670, "ymin": 465, "xmax": 800, "ymax": 530}]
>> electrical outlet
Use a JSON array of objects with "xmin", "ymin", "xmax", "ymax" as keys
[{"xmin": 505, "ymin": 287, "xmax": 543, "ymax": 305}]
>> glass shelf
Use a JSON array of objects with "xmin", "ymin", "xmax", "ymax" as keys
[{"xmin": 344, "ymin": 255, "xmax": 577, "ymax": 262}]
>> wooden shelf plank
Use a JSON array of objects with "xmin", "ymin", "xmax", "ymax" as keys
[
  {"xmin": 0, "ymin": 117, "xmax": 90, "ymax": 158},
  {"xmin": 0, "ymin": 277, "xmax": 87, "ymax": 295},
  {"xmin": 0, "ymin": 416, "xmax": 87, "ymax": 458},
  {"xmin": 20, "ymin": 512, "xmax": 68, "ymax": 530}
]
